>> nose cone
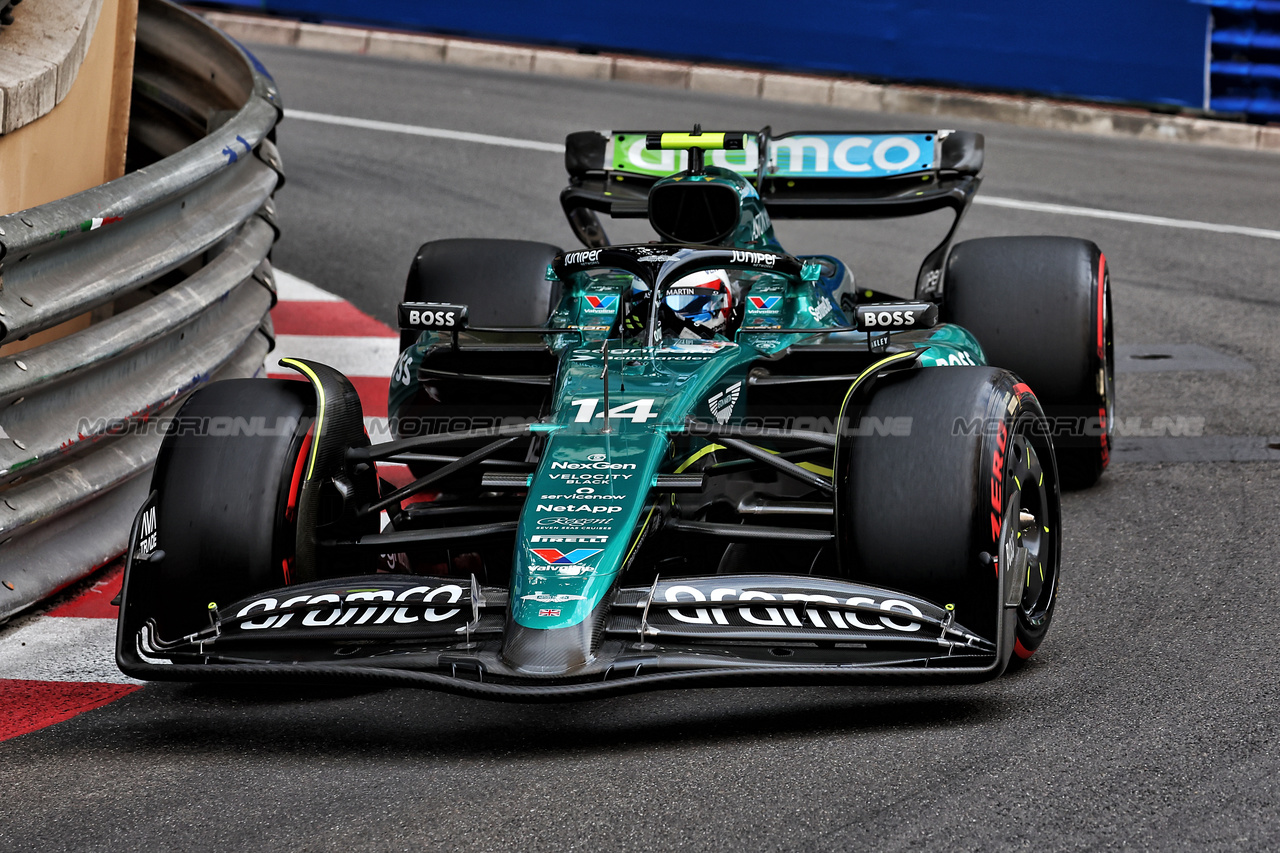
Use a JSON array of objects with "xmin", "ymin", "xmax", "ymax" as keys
[{"xmin": 501, "ymin": 612, "xmax": 601, "ymax": 674}]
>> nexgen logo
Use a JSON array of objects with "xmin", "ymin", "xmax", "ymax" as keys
[{"xmin": 530, "ymin": 548, "xmax": 604, "ymax": 564}]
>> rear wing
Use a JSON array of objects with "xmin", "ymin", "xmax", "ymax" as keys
[
  {"xmin": 563, "ymin": 127, "xmax": 981, "ymax": 217},
  {"xmin": 560, "ymin": 128, "xmax": 984, "ymax": 297}
]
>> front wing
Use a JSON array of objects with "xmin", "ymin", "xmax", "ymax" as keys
[{"xmin": 117, "ymin": 535, "xmax": 1015, "ymax": 703}]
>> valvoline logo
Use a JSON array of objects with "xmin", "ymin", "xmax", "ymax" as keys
[
  {"xmin": 530, "ymin": 548, "xmax": 604, "ymax": 565},
  {"xmin": 748, "ymin": 295, "xmax": 781, "ymax": 310},
  {"xmin": 584, "ymin": 295, "xmax": 618, "ymax": 311}
]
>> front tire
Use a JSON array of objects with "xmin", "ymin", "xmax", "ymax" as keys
[
  {"xmin": 838, "ymin": 366, "xmax": 1062, "ymax": 666},
  {"xmin": 148, "ymin": 380, "xmax": 317, "ymax": 639}
]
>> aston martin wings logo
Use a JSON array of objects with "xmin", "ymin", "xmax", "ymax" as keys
[{"xmin": 708, "ymin": 381, "xmax": 742, "ymax": 424}]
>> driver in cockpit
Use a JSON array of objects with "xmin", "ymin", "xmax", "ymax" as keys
[{"xmin": 622, "ymin": 269, "xmax": 745, "ymax": 341}]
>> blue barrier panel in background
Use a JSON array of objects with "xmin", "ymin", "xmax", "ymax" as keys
[
  {"xmin": 1196, "ymin": 0, "xmax": 1280, "ymax": 120},
  {"xmin": 214, "ymin": 0, "xmax": 1211, "ymax": 108}
]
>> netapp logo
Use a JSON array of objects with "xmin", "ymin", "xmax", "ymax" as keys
[
  {"xmin": 661, "ymin": 586, "xmax": 923, "ymax": 632},
  {"xmin": 235, "ymin": 585, "xmax": 464, "ymax": 630},
  {"xmin": 535, "ymin": 504, "xmax": 622, "ymax": 513}
]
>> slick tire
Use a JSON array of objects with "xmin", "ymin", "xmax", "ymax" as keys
[
  {"xmin": 147, "ymin": 379, "xmax": 317, "ymax": 639},
  {"xmin": 838, "ymin": 366, "xmax": 1062, "ymax": 669},
  {"xmin": 400, "ymin": 238, "xmax": 564, "ymax": 350},
  {"xmin": 943, "ymin": 236, "xmax": 1114, "ymax": 489},
  {"xmin": 394, "ymin": 239, "xmax": 561, "ymax": 475}
]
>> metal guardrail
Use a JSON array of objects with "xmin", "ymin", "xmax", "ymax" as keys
[{"xmin": 0, "ymin": 0, "xmax": 283, "ymax": 621}]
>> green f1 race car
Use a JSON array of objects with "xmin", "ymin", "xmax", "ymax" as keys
[{"xmin": 116, "ymin": 127, "xmax": 1113, "ymax": 698}]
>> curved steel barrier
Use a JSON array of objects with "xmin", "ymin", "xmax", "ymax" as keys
[{"xmin": 0, "ymin": 0, "xmax": 283, "ymax": 621}]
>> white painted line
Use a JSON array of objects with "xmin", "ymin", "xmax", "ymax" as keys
[
  {"xmin": 271, "ymin": 334, "xmax": 399, "ymax": 378},
  {"xmin": 275, "ymin": 269, "xmax": 344, "ymax": 302},
  {"xmin": 284, "ymin": 110, "xmax": 1280, "ymax": 242},
  {"xmin": 0, "ymin": 617, "xmax": 141, "ymax": 685},
  {"xmin": 285, "ymin": 108, "xmax": 564, "ymax": 152},
  {"xmin": 974, "ymin": 196, "xmax": 1280, "ymax": 241}
]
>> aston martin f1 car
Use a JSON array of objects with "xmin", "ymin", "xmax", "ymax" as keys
[{"xmin": 117, "ymin": 127, "xmax": 1114, "ymax": 699}]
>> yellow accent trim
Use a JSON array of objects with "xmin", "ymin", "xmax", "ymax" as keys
[
  {"xmin": 279, "ymin": 357, "xmax": 325, "ymax": 480},
  {"xmin": 836, "ymin": 350, "xmax": 921, "ymax": 419},
  {"xmin": 1014, "ymin": 475, "xmax": 1022, "ymax": 491},
  {"xmin": 1039, "ymin": 472, "xmax": 1044, "ymax": 487},
  {"xmin": 624, "ymin": 504, "xmax": 658, "ymax": 567},
  {"xmin": 660, "ymin": 131, "xmax": 727, "ymax": 150},
  {"xmin": 831, "ymin": 349, "xmax": 921, "ymax": 520},
  {"xmin": 675, "ymin": 443, "xmax": 725, "ymax": 474}
]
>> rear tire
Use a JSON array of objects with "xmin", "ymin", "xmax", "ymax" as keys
[
  {"xmin": 148, "ymin": 380, "xmax": 316, "ymax": 639},
  {"xmin": 393, "ymin": 239, "xmax": 561, "ymax": 468},
  {"xmin": 943, "ymin": 236, "xmax": 1113, "ymax": 489},
  {"xmin": 400, "ymin": 238, "xmax": 563, "ymax": 350},
  {"xmin": 838, "ymin": 366, "xmax": 1062, "ymax": 665}
]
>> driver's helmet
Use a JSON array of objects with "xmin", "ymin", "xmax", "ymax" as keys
[{"xmin": 662, "ymin": 270, "xmax": 733, "ymax": 339}]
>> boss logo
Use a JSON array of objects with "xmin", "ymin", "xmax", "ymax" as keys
[
  {"xmin": 399, "ymin": 302, "xmax": 468, "ymax": 330},
  {"xmin": 410, "ymin": 309, "xmax": 456, "ymax": 327},
  {"xmin": 855, "ymin": 302, "xmax": 937, "ymax": 332},
  {"xmin": 396, "ymin": 300, "xmax": 468, "ymax": 330},
  {"xmin": 864, "ymin": 310, "xmax": 915, "ymax": 327}
]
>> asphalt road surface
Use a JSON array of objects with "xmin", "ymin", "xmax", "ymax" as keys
[{"xmin": 3, "ymin": 44, "xmax": 1280, "ymax": 852}]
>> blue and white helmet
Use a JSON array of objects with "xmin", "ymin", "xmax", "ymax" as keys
[{"xmin": 662, "ymin": 269, "xmax": 733, "ymax": 338}]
